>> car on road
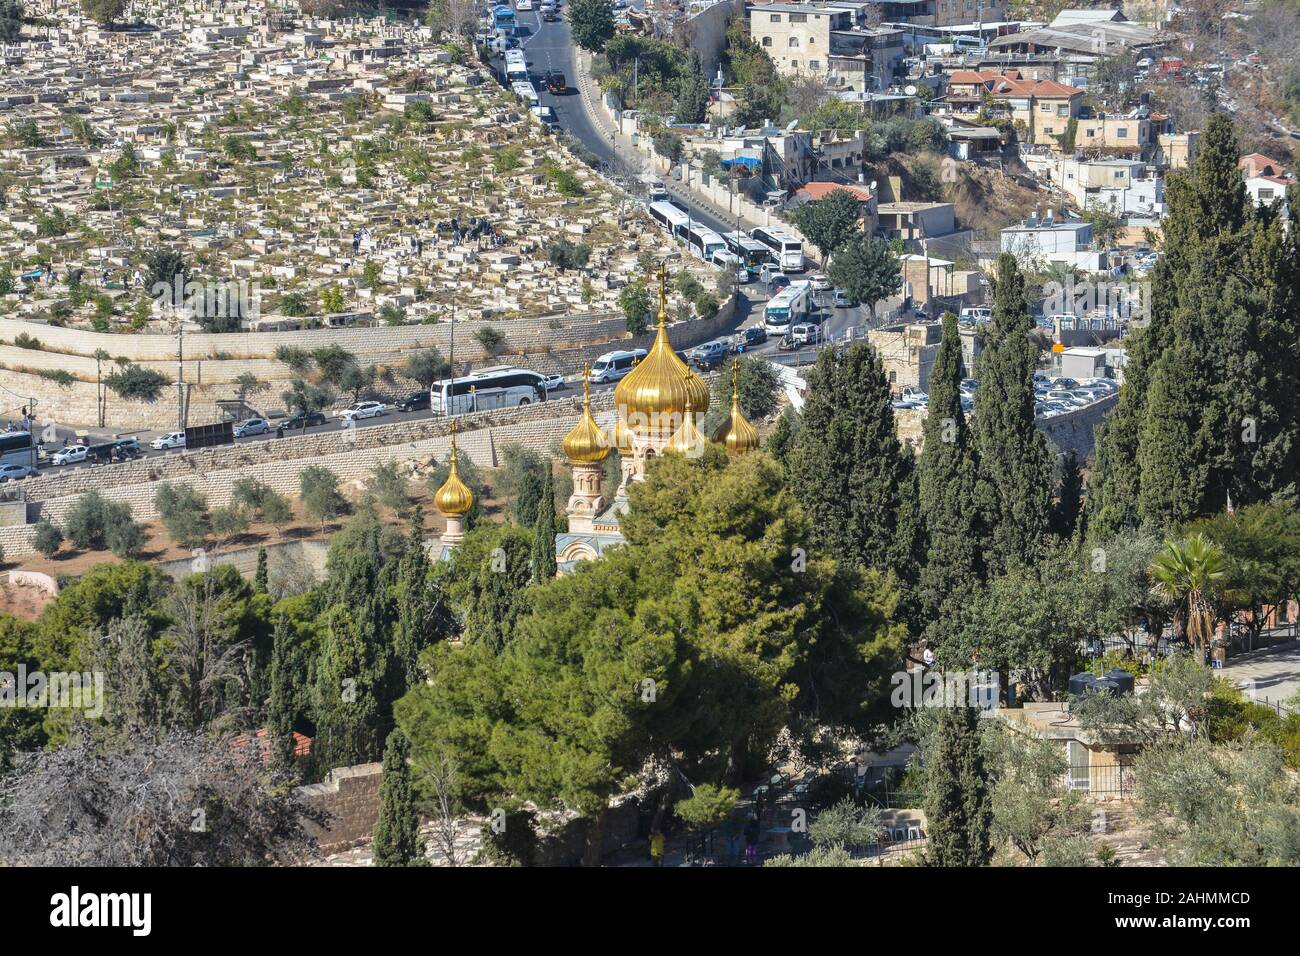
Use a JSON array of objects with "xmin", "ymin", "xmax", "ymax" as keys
[
  {"xmin": 51, "ymin": 444, "xmax": 89, "ymax": 465},
  {"xmin": 396, "ymin": 392, "xmax": 431, "ymax": 413},
  {"xmin": 515, "ymin": 0, "xmax": 532, "ymax": 9},
  {"xmin": 790, "ymin": 323, "xmax": 822, "ymax": 346},
  {"xmin": 282, "ymin": 410, "xmax": 328, "ymax": 430},
  {"xmin": 691, "ymin": 340, "xmax": 730, "ymax": 369},
  {"xmin": 532, "ymin": 105, "xmax": 557, "ymax": 126},
  {"xmin": 544, "ymin": 70, "xmax": 567, "ymax": 94},
  {"xmin": 733, "ymin": 326, "xmax": 768, "ymax": 351},
  {"xmin": 234, "ymin": 417, "xmax": 270, "ymax": 438},
  {"xmin": 590, "ymin": 348, "xmax": 646, "ymax": 384},
  {"xmin": 337, "ymin": 401, "xmax": 387, "ymax": 421},
  {"xmin": 809, "ymin": 273, "xmax": 831, "ymax": 292},
  {"xmin": 777, "ymin": 334, "xmax": 801, "ymax": 351},
  {"xmin": 540, "ymin": 373, "xmax": 565, "ymax": 392},
  {"xmin": 832, "ymin": 288, "xmax": 855, "ymax": 308},
  {"xmin": 151, "ymin": 431, "xmax": 187, "ymax": 451},
  {"xmin": 114, "ymin": 437, "xmax": 143, "ymax": 459},
  {"xmin": 542, "ymin": 7, "xmax": 559, "ymax": 21},
  {"xmin": 0, "ymin": 463, "xmax": 36, "ymax": 481}
]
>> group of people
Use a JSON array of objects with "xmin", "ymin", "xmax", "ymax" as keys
[{"xmin": 647, "ymin": 813, "xmax": 763, "ymax": 867}]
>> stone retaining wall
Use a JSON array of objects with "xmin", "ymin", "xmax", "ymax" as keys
[{"xmin": 296, "ymin": 763, "xmax": 386, "ymax": 854}]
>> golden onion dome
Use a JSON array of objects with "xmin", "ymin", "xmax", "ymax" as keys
[
  {"xmin": 613, "ymin": 414, "xmax": 635, "ymax": 455},
  {"xmin": 666, "ymin": 378, "xmax": 707, "ymax": 457},
  {"xmin": 434, "ymin": 425, "xmax": 475, "ymax": 517},
  {"xmin": 563, "ymin": 370, "xmax": 610, "ymax": 464},
  {"xmin": 614, "ymin": 264, "xmax": 709, "ymax": 433},
  {"xmin": 711, "ymin": 363, "xmax": 761, "ymax": 455}
]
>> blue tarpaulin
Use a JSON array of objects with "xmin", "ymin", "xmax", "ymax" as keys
[{"xmin": 721, "ymin": 156, "xmax": 761, "ymax": 170}]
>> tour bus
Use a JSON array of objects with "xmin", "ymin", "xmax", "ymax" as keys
[
  {"xmin": 492, "ymin": 4, "xmax": 516, "ymax": 29},
  {"xmin": 721, "ymin": 230, "xmax": 771, "ymax": 277},
  {"xmin": 647, "ymin": 200, "xmax": 691, "ymax": 238},
  {"xmin": 432, "ymin": 366, "xmax": 546, "ymax": 415},
  {"xmin": 683, "ymin": 224, "xmax": 726, "ymax": 263},
  {"xmin": 511, "ymin": 80, "xmax": 539, "ymax": 107},
  {"xmin": 504, "ymin": 49, "xmax": 527, "ymax": 80},
  {"xmin": 763, "ymin": 280, "xmax": 813, "ymax": 333},
  {"xmin": 589, "ymin": 349, "xmax": 647, "ymax": 385},
  {"xmin": 750, "ymin": 225, "xmax": 805, "ymax": 272},
  {"xmin": 0, "ymin": 431, "xmax": 34, "ymax": 470}
]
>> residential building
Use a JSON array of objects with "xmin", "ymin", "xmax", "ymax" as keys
[
  {"xmin": 1000, "ymin": 210, "xmax": 1104, "ymax": 270},
  {"xmin": 1058, "ymin": 157, "xmax": 1164, "ymax": 217},
  {"xmin": 749, "ymin": 4, "xmax": 855, "ymax": 78},
  {"xmin": 931, "ymin": 0, "xmax": 1008, "ymax": 28},
  {"xmin": 941, "ymin": 69, "xmax": 1083, "ymax": 147},
  {"xmin": 1239, "ymin": 153, "xmax": 1295, "ymax": 208}
]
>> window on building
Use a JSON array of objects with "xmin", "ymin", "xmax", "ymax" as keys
[
  {"xmin": 1040, "ymin": 103, "xmax": 1051, "ymax": 112},
  {"xmin": 1045, "ymin": 127, "xmax": 1054, "ymax": 135},
  {"xmin": 809, "ymin": 60, "xmax": 820, "ymax": 70},
  {"xmin": 770, "ymin": 13, "xmax": 781, "ymax": 21},
  {"xmin": 1057, "ymin": 105, "xmax": 1069, "ymax": 117},
  {"xmin": 1115, "ymin": 170, "xmax": 1125, "ymax": 179},
  {"xmin": 791, "ymin": 59, "xmax": 799, "ymax": 68},
  {"xmin": 1117, "ymin": 127, "xmax": 1128, "ymax": 137},
  {"xmin": 789, "ymin": 37, "xmax": 799, "ymax": 47},
  {"xmin": 762, "ymin": 36, "xmax": 772, "ymax": 46},
  {"xmin": 1260, "ymin": 188, "xmax": 1275, "ymax": 200},
  {"xmin": 1085, "ymin": 128, "xmax": 1095, "ymax": 137},
  {"xmin": 1066, "ymin": 741, "xmax": 1090, "ymax": 791},
  {"xmin": 790, "ymin": 12, "xmax": 807, "ymax": 21}
]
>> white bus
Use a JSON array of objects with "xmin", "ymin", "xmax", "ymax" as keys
[
  {"xmin": 511, "ymin": 80, "xmax": 539, "ymax": 107},
  {"xmin": 505, "ymin": 60, "xmax": 529, "ymax": 83},
  {"xmin": 647, "ymin": 200, "xmax": 691, "ymax": 237},
  {"xmin": 0, "ymin": 431, "xmax": 34, "ymax": 469},
  {"xmin": 722, "ymin": 231, "xmax": 771, "ymax": 277},
  {"xmin": 433, "ymin": 366, "xmax": 546, "ymax": 414},
  {"xmin": 764, "ymin": 281, "xmax": 813, "ymax": 333},
  {"xmin": 750, "ymin": 225, "xmax": 805, "ymax": 272},
  {"xmin": 683, "ymin": 224, "xmax": 726, "ymax": 262}
]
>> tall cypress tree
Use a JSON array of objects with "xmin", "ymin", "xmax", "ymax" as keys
[
  {"xmin": 1051, "ymin": 449, "xmax": 1084, "ymax": 540},
  {"xmin": 254, "ymin": 547, "xmax": 269, "ymax": 595},
  {"xmin": 917, "ymin": 312, "xmax": 984, "ymax": 634},
  {"xmin": 972, "ymin": 254, "xmax": 1052, "ymax": 574},
  {"xmin": 372, "ymin": 728, "xmax": 424, "ymax": 867},
  {"xmin": 531, "ymin": 460, "xmax": 557, "ymax": 581},
  {"xmin": 790, "ymin": 342, "xmax": 917, "ymax": 585},
  {"xmin": 266, "ymin": 612, "xmax": 298, "ymax": 776},
  {"xmin": 923, "ymin": 704, "xmax": 993, "ymax": 867},
  {"xmin": 394, "ymin": 504, "xmax": 453, "ymax": 692}
]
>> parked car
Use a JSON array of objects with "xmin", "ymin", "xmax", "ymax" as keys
[
  {"xmin": 832, "ymin": 288, "xmax": 855, "ymax": 308},
  {"xmin": 691, "ymin": 340, "xmax": 730, "ymax": 366},
  {"xmin": 0, "ymin": 463, "xmax": 36, "ymax": 481},
  {"xmin": 790, "ymin": 323, "xmax": 822, "ymax": 346},
  {"xmin": 234, "ymin": 417, "xmax": 270, "ymax": 438},
  {"xmin": 337, "ymin": 401, "xmax": 386, "ymax": 421},
  {"xmin": 151, "ymin": 431, "xmax": 187, "ymax": 450},
  {"xmin": 52, "ymin": 444, "xmax": 89, "ymax": 465},
  {"xmin": 542, "ymin": 7, "xmax": 559, "ymax": 20},
  {"xmin": 396, "ymin": 391, "xmax": 430, "ymax": 413},
  {"xmin": 767, "ymin": 272, "xmax": 791, "ymax": 292},
  {"xmin": 283, "ymin": 410, "xmax": 328, "ymax": 429},
  {"xmin": 114, "ymin": 437, "xmax": 143, "ymax": 459},
  {"xmin": 540, "ymin": 373, "xmax": 565, "ymax": 392}
]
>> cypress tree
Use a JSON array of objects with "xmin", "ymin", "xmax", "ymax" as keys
[
  {"xmin": 971, "ymin": 254, "xmax": 1052, "ymax": 574},
  {"xmin": 266, "ymin": 612, "xmax": 298, "ymax": 776},
  {"xmin": 1051, "ymin": 449, "xmax": 1083, "ymax": 540},
  {"xmin": 254, "ymin": 546, "xmax": 269, "ymax": 595},
  {"xmin": 372, "ymin": 728, "xmax": 424, "ymax": 867},
  {"xmin": 531, "ymin": 459, "xmax": 557, "ymax": 581},
  {"xmin": 393, "ymin": 504, "xmax": 453, "ymax": 692},
  {"xmin": 923, "ymin": 704, "xmax": 993, "ymax": 867},
  {"xmin": 917, "ymin": 313, "xmax": 984, "ymax": 635},
  {"xmin": 790, "ymin": 342, "xmax": 917, "ymax": 582}
]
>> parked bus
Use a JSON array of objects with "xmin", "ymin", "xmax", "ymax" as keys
[
  {"xmin": 504, "ymin": 49, "xmax": 528, "ymax": 81},
  {"xmin": 763, "ymin": 281, "xmax": 813, "ymax": 333},
  {"xmin": 721, "ymin": 230, "xmax": 771, "ymax": 276},
  {"xmin": 492, "ymin": 4, "xmax": 516, "ymax": 28},
  {"xmin": 433, "ymin": 366, "xmax": 546, "ymax": 415},
  {"xmin": 750, "ymin": 225, "xmax": 805, "ymax": 272},
  {"xmin": 511, "ymin": 80, "xmax": 539, "ymax": 107},
  {"xmin": 683, "ymin": 224, "xmax": 726, "ymax": 262},
  {"xmin": 647, "ymin": 200, "xmax": 690, "ymax": 237},
  {"xmin": 0, "ymin": 431, "xmax": 34, "ymax": 469}
]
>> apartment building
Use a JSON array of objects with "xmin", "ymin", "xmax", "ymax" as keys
[
  {"xmin": 748, "ymin": 5, "xmax": 903, "ymax": 91},
  {"xmin": 1239, "ymin": 153, "xmax": 1295, "ymax": 208},
  {"xmin": 943, "ymin": 69, "xmax": 1082, "ymax": 147},
  {"xmin": 1059, "ymin": 157, "xmax": 1164, "ymax": 217},
  {"xmin": 932, "ymin": 0, "xmax": 1007, "ymax": 28},
  {"xmin": 1074, "ymin": 113, "xmax": 1155, "ymax": 152}
]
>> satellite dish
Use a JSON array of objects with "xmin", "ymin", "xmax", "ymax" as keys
[
  {"xmin": 905, "ymin": 84, "xmax": 918, "ymax": 96},
  {"xmin": 786, "ymin": 119, "xmax": 799, "ymax": 131}
]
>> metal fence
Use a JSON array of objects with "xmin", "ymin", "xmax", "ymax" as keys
[{"xmin": 1067, "ymin": 760, "xmax": 1135, "ymax": 797}]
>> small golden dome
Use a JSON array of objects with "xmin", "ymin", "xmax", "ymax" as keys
[
  {"xmin": 666, "ymin": 376, "xmax": 707, "ymax": 457},
  {"xmin": 613, "ymin": 415, "xmax": 635, "ymax": 455},
  {"xmin": 563, "ymin": 370, "xmax": 610, "ymax": 464},
  {"xmin": 434, "ymin": 424, "xmax": 474, "ymax": 517},
  {"xmin": 711, "ymin": 363, "xmax": 760, "ymax": 455},
  {"xmin": 614, "ymin": 263, "xmax": 709, "ymax": 434}
]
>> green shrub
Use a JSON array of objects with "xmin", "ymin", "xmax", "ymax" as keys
[{"xmin": 32, "ymin": 520, "xmax": 63, "ymax": 558}]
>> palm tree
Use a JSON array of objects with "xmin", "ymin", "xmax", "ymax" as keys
[{"xmin": 1149, "ymin": 532, "xmax": 1228, "ymax": 663}]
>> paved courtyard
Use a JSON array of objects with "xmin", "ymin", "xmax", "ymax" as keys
[{"xmin": 1222, "ymin": 639, "xmax": 1300, "ymax": 710}]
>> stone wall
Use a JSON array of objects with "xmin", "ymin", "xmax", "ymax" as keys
[
  {"xmin": 296, "ymin": 763, "xmax": 385, "ymax": 854},
  {"xmin": 893, "ymin": 394, "xmax": 1116, "ymax": 460}
]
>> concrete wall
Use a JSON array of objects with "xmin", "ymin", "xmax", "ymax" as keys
[
  {"xmin": 296, "ymin": 763, "xmax": 385, "ymax": 854},
  {"xmin": 676, "ymin": 0, "xmax": 745, "ymax": 82}
]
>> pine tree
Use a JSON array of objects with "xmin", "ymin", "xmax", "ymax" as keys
[
  {"xmin": 790, "ymin": 343, "xmax": 917, "ymax": 583},
  {"xmin": 372, "ymin": 728, "xmax": 424, "ymax": 867},
  {"xmin": 254, "ymin": 547, "xmax": 269, "ymax": 595},
  {"xmin": 972, "ymin": 254, "xmax": 1052, "ymax": 574},
  {"xmin": 531, "ymin": 460, "xmax": 557, "ymax": 581},
  {"xmin": 917, "ymin": 313, "xmax": 984, "ymax": 633},
  {"xmin": 1052, "ymin": 450, "xmax": 1083, "ymax": 540},
  {"xmin": 923, "ymin": 704, "xmax": 992, "ymax": 867},
  {"xmin": 266, "ymin": 613, "xmax": 298, "ymax": 775}
]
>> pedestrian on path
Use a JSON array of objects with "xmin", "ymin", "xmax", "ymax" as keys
[
  {"xmin": 649, "ymin": 829, "xmax": 664, "ymax": 867},
  {"xmin": 743, "ymin": 814, "xmax": 760, "ymax": 865}
]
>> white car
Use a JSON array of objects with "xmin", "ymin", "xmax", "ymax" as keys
[
  {"xmin": 337, "ymin": 401, "xmax": 386, "ymax": 421},
  {"xmin": 515, "ymin": 0, "xmax": 532, "ymax": 9},
  {"xmin": 809, "ymin": 273, "xmax": 832, "ymax": 292},
  {"xmin": 0, "ymin": 463, "xmax": 36, "ymax": 481},
  {"xmin": 540, "ymin": 374, "xmax": 565, "ymax": 392},
  {"xmin": 151, "ymin": 431, "xmax": 186, "ymax": 450},
  {"xmin": 51, "ymin": 444, "xmax": 89, "ymax": 465}
]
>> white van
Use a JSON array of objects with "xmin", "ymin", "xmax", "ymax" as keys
[{"xmin": 589, "ymin": 349, "xmax": 647, "ymax": 384}]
